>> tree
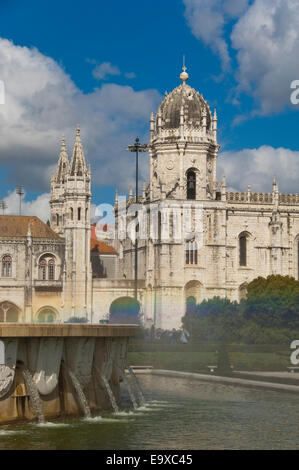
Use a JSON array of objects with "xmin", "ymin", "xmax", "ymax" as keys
[{"xmin": 243, "ymin": 275, "xmax": 299, "ymax": 327}]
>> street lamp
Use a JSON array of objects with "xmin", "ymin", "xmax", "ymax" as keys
[
  {"xmin": 15, "ymin": 185, "xmax": 24, "ymax": 216},
  {"xmin": 126, "ymin": 137, "xmax": 148, "ymax": 300},
  {"xmin": 0, "ymin": 201, "xmax": 7, "ymax": 215}
]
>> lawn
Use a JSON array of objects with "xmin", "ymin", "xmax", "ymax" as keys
[{"xmin": 128, "ymin": 346, "xmax": 291, "ymax": 372}]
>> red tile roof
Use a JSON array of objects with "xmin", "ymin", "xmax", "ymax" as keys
[
  {"xmin": 90, "ymin": 238, "xmax": 116, "ymax": 254},
  {"xmin": 0, "ymin": 216, "xmax": 61, "ymax": 239}
]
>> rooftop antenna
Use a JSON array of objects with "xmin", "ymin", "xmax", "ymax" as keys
[
  {"xmin": 15, "ymin": 185, "xmax": 24, "ymax": 216},
  {"xmin": 0, "ymin": 200, "xmax": 7, "ymax": 215}
]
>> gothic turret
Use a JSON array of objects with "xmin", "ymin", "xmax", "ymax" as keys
[
  {"xmin": 50, "ymin": 128, "xmax": 92, "ymax": 320},
  {"xmin": 149, "ymin": 64, "xmax": 220, "ymax": 201},
  {"xmin": 70, "ymin": 127, "xmax": 87, "ymax": 176},
  {"xmin": 56, "ymin": 136, "xmax": 69, "ymax": 183}
]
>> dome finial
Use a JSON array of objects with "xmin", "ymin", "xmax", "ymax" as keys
[{"xmin": 180, "ymin": 55, "xmax": 189, "ymax": 84}]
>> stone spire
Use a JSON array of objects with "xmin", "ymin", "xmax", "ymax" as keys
[
  {"xmin": 272, "ymin": 176, "xmax": 279, "ymax": 208},
  {"xmin": 56, "ymin": 136, "xmax": 69, "ymax": 182},
  {"xmin": 70, "ymin": 126, "xmax": 86, "ymax": 176}
]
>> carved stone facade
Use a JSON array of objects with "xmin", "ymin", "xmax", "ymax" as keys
[{"xmin": 1, "ymin": 68, "xmax": 299, "ymax": 329}]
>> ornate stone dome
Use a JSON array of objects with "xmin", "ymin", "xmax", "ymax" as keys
[{"xmin": 157, "ymin": 66, "xmax": 212, "ymax": 130}]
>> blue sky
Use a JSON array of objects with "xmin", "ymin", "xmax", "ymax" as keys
[{"xmin": 0, "ymin": 0, "xmax": 299, "ymax": 219}]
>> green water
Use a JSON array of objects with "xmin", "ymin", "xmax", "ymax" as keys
[{"xmin": 0, "ymin": 374, "xmax": 298, "ymax": 450}]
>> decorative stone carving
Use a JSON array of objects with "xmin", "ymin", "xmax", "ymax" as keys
[{"xmin": 0, "ymin": 339, "xmax": 18, "ymax": 398}]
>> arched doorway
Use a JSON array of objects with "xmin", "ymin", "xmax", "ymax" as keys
[
  {"xmin": 184, "ymin": 281, "xmax": 202, "ymax": 313},
  {"xmin": 36, "ymin": 307, "xmax": 58, "ymax": 323},
  {"xmin": 109, "ymin": 297, "xmax": 140, "ymax": 324},
  {"xmin": 0, "ymin": 302, "xmax": 21, "ymax": 322}
]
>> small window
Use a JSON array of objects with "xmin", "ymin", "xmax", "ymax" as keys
[
  {"xmin": 2, "ymin": 255, "xmax": 12, "ymax": 277},
  {"xmin": 78, "ymin": 207, "xmax": 81, "ymax": 221},
  {"xmin": 48, "ymin": 259, "xmax": 55, "ymax": 280},
  {"xmin": 239, "ymin": 235, "xmax": 247, "ymax": 266},
  {"xmin": 187, "ymin": 170, "xmax": 196, "ymax": 200},
  {"xmin": 70, "ymin": 207, "xmax": 73, "ymax": 221}
]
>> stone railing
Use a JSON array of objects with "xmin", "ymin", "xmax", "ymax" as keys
[
  {"xmin": 226, "ymin": 191, "xmax": 299, "ymax": 206},
  {"xmin": 279, "ymin": 194, "xmax": 299, "ymax": 205},
  {"xmin": 226, "ymin": 192, "xmax": 273, "ymax": 204},
  {"xmin": 226, "ymin": 192, "xmax": 248, "ymax": 203},
  {"xmin": 250, "ymin": 192, "xmax": 273, "ymax": 203}
]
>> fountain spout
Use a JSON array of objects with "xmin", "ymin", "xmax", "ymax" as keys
[
  {"xmin": 126, "ymin": 364, "xmax": 146, "ymax": 406},
  {"xmin": 119, "ymin": 366, "xmax": 138, "ymax": 410},
  {"xmin": 65, "ymin": 366, "xmax": 91, "ymax": 419},
  {"xmin": 96, "ymin": 367, "xmax": 119, "ymax": 414},
  {"xmin": 22, "ymin": 368, "xmax": 45, "ymax": 424}
]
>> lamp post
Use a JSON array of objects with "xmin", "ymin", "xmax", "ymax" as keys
[
  {"xmin": 15, "ymin": 185, "xmax": 24, "ymax": 216},
  {"xmin": 0, "ymin": 201, "xmax": 7, "ymax": 215},
  {"xmin": 127, "ymin": 137, "xmax": 148, "ymax": 300}
]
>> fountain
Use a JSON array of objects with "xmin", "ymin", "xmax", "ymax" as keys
[{"xmin": 0, "ymin": 323, "xmax": 138, "ymax": 423}]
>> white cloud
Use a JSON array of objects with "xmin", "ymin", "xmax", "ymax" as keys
[
  {"xmin": 183, "ymin": 0, "xmax": 299, "ymax": 114},
  {"xmin": 2, "ymin": 190, "xmax": 50, "ymax": 221},
  {"xmin": 183, "ymin": 0, "xmax": 249, "ymax": 71},
  {"xmin": 125, "ymin": 72, "xmax": 136, "ymax": 79},
  {"xmin": 0, "ymin": 38, "xmax": 161, "ymax": 194},
  {"xmin": 92, "ymin": 62, "xmax": 121, "ymax": 80},
  {"xmin": 217, "ymin": 145, "xmax": 299, "ymax": 193},
  {"xmin": 231, "ymin": 0, "xmax": 299, "ymax": 114}
]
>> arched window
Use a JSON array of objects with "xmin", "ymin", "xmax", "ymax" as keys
[
  {"xmin": 39, "ymin": 254, "xmax": 56, "ymax": 281},
  {"xmin": 185, "ymin": 241, "xmax": 198, "ymax": 265},
  {"xmin": 187, "ymin": 170, "xmax": 196, "ymax": 200},
  {"xmin": 2, "ymin": 255, "xmax": 12, "ymax": 277},
  {"xmin": 56, "ymin": 213, "xmax": 59, "ymax": 226},
  {"xmin": 239, "ymin": 235, "xmax": 247, "ymax": 266},
  {"xmin": 37, "ymin": 307, "xmax": 58, "ymax": 323},
  {"xmin": 38, "ymin": 310, "xmax": 55, "ymax": 323},
  {"xmin": 70, "ymin": 207, "xmax": 73, "ymax": 221},
  {"xmin": 78, "ymin": 207, "xmax": 81, "ymax": 221}
]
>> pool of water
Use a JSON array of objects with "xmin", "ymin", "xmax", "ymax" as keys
[{"xmin": 0, "ymin": 374, "xmax": 298, "ymax": 450}]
